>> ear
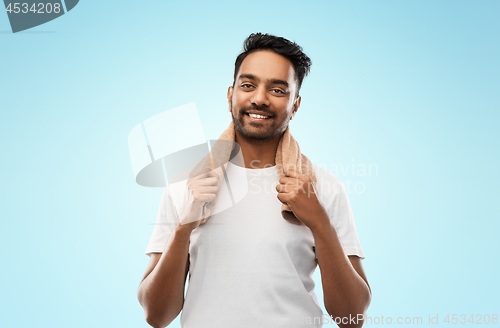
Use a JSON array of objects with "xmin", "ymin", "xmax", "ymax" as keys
[
  {"xmin": 291, "ymin": 95, "xmax": 301, "ymax": 120},
  {"xmin": 227, "ymin": 86, "xmax": 233, "ymax": 112}
]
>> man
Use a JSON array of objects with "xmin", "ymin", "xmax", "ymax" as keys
[{"xmin": 137, "ymin": 33, "xmax": 371, "ymax": 328}]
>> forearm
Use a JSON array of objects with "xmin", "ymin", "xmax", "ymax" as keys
[
  {"xmin": 138, "ymin": 225, "xmax": 192, "ymax": 327},
  {"xmin": 311, "ymin": 219, "xmax": 371, "ymax": 326}
]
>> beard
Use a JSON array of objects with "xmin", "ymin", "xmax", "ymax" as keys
[{"xmin": 231, "ymin": 103, "xmax": 289, "ymax": 144}]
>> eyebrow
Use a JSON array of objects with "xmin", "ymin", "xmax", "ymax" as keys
[{"xmin": 239, "ymin": 74, "xmax": 289, "ymax": 88}]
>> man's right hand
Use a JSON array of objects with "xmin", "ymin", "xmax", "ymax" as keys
[{"xmin": 179, "ymin": 168, "xmax": 221, "ymax": 230}]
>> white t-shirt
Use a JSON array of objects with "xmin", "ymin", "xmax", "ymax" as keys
[{"xmin": 145, "ymin": 160, "xmax": 365, "ymax": 328}]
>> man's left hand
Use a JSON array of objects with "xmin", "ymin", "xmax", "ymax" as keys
[{"xmin": 276, "ymin": 167, "xmax": 329, "ymax": 230}]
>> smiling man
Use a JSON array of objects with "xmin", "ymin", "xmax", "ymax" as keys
[{"xmin": 137, "ymin": 33, "xmax": 371, "ymax": 328}]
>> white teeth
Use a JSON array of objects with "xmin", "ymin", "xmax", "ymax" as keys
[{"xmin": 248, "ymin": 113, "xmax": 269, "ymax": 119}]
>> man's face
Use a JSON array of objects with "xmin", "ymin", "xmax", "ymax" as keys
[{"xmin": 227, "ymin": 50, "xmax": 301, "ymax": 143}]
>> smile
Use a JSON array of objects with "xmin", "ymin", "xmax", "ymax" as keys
[{"xmin": 246, "ymin": 113, "xmax": 272, "ymax": 120}]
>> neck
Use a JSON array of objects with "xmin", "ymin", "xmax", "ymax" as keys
[{"xmin": 234, "ymin": 130, "xmax": 282, "ymax": 169}]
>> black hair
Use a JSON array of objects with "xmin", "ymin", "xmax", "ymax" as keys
[{"xmin": 233, "ymin": 33, "xmax": 312, "ymax": 97}]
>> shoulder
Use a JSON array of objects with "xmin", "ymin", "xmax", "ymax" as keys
[
  {"xmin": 310, "ymin": 162, "xmax": 346, "ymax": 198},
  {"xmin": 161, "ymin": 179, "xmax": 188, "ymax": 211}
]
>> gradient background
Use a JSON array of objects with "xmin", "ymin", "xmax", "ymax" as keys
[{"xmin": 1, "ymin": 1, "xmax": 499, "ymax": 327}]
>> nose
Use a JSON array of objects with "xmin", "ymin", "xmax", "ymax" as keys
[{"xmin": 250, "ymin": 86, "xmax": 271, "ymax": 108}]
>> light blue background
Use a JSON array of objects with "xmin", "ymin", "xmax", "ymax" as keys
[{"xmin": 1, "ymin": 1, "xmax": 498, "ymax": 327}]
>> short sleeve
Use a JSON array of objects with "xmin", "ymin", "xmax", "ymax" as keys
[
  {"xmin": 324, "ymin": 182, "xmax": 365, "ymax": 259},
  {"xmin": 144, "ymin": 184, "xmax": 180, "ymax": 257},
  {"xmin": 313, "ymin": 165, "xmax": 366, "ymax": 260}
]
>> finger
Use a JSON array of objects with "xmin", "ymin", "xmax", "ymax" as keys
[
  {"xmin": 194, "ymin": 193, "xmax": 218, "ymax": 203},
  {"xmin": 276, "ymin": 183, "xmax": 291, "ymax": 193},
  {"xmin": 279, "ymin": 179, "xmax": 302, "ymax": 191},
  {"xmin": 279, "ymin": 176, "xmax": 298, "ymax": 184},
  {"xmin": 276, "ymin": 191, "xmax": 291, "ymax": 204},
  {"xmin": 192, "ymin": 170, "xmax": 213, "ymax": 180},
  {"xmin": 196, "ymin": 186, "xmax": 220, "ymax": 193},
  {"xmin": 205, "ymin": 169, "xmax": 220, "ymax": 178},
  {"xmin": 285, "ymin": 166, "xmax": 299, "ymax": 178},
  {"xmin": 192, "ymin": 176, "xmax": 219, "ymax": 187},
  {"xmin": 205, "ymin": 176, "xmax": 221, "ymax": 186},
  {"xmin": 203, "ymin": 170, "xmax": 221, "ymax": 184}
]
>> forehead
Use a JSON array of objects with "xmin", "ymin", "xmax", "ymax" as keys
[{"xmin": 237, "ymin": 50, "xmax": 296, "ymax": 84}]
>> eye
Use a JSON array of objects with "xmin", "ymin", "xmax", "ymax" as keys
[
  {"xmin": 241, "ymin": 83, "xmax": 253, "ymax": 89},
  {"xmin": 272, "ymin": 89, "xmax": 285, "ymax": 94}
]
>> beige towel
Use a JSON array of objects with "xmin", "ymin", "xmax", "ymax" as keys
[{"xmin": 188, "ymin": 120, "xmax": 317, "ymax": 225}]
